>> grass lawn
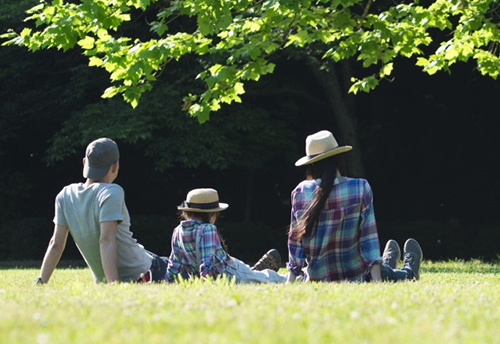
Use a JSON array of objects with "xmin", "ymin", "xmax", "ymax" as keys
[{"xmin": 1, "ymin": 260, "xmax": 499, "ymax": 344}]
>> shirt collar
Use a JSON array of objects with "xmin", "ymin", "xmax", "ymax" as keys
[{"xmin": 315, "ymin": 175, "xmax": 349, "ymax": 186}]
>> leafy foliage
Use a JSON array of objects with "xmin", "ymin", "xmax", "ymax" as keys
[
  {"xmin": 4, "ymin": 0, "xmax": 500, "ymax": 121},
  {"xmin": 42, "ymin": 64, "xmax": 297, "ymax": 171}
]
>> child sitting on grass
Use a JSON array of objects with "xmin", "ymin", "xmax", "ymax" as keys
[{"xmin": 165, "ymin": 188, "xmax": 286, "ymax": 284}]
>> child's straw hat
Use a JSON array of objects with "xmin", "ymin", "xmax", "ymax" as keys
[{"xmin": 178, "ymin": 188, "xmax": 229, "ymax": 212}]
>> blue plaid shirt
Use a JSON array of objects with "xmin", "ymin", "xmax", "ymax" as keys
[
  {"xmin": 166, "ymin": 220, "xmax": 229, "ymax": 282},
  {"xmin": 287, "ymin": 176, "xmax": 382, "ymax": 282}
]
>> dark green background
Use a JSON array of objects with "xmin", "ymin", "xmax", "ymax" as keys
[{"xmin": 1, "ymin": 1, "xmax": 499, "ymax": 263}]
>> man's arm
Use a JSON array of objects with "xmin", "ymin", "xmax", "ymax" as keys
[
  {"xmin": 99, "ymin": 220, "xmax": 119, "ymax": 283},
  {"xmin": 39, "ymin": 225, "xmax": 69, "ymax": 284}
]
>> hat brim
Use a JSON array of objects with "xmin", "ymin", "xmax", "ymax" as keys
[
  {"xmin": 295, "ymin": 146, "xmax": 352, "ymax": 166},
  {"xmin": 83, "ymin": 164, "xmax": 112, "ymax": 179},
  {"xmin": 177, "ymin": 203, "xmax": 229, "ymax": 213}
]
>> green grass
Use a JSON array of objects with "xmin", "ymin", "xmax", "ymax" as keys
[{"xmin": 1, "ymin": 260, "xmax": 500, "ymax": 344}]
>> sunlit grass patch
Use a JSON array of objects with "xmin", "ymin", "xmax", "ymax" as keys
[{"xmin": 1, "ymin": 260, "xmax": 499, "ymax": 344}]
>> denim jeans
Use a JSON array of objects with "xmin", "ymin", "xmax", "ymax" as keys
[
  {"xmin": 148, "ymin": 251, "xmax": 169, "ymax": 282},
  {"xmin": 380, "ymin": 263, "xmax": 414, "ymax": 281},
  {"xmin": 223, "ymin": 257, "xmax": 287, "ymax": 284}
]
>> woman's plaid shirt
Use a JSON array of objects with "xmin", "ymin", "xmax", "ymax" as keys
[{"xmin": 287, "ymin": 176, "xmax": 382, "ymax": 282}]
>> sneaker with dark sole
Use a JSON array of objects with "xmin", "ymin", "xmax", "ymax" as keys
[
  {"xmin": 382, "ymin": 239, "xmax": 401, "ymax": 269},
  {"xmin": 402, "ymin": 238, "xmax": 423, "ymax": 280},
  {"xmin": 251, "ymin": 249, "xmax": 281, "ymax": 272}
]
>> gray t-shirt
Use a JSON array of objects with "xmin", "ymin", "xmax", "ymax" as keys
[{"xmin": 54, "ymin": 182, "xmax": 152, "ymax": 283}]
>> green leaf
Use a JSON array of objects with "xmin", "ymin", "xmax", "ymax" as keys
[
  {"xmin": 97, "ymin": 29, "xmax": 112, "ymax": 42},
  {"xmin": 20, "ymin": 28, "xmax": 32, "ymax": 37},
  {"xmin": 102, "ymin": 86, "xmax": 120, "ymax": 99},
  {"xmin": 416, "ymin": 57, "xmax": 429, "ymax": 67},
  {"xmin": 348, "ymin": 76, "xmax": 378, "ymax": 94},
  {"xmin": 444, "ymin": 46, "xmax": 459, "ymax": 60},
  {"xmin": 233, "ymin": 82, "xmax": 245, "ymax": 95},
  {"xmin": 26, "ymin": 3, "xmax": 45, "ymax": 14},
  {"xmin": 380, "ymin": 63, "xmax": 393, "ymax": 77},
  {"xmin": 242, "ymin": 20, "xmax": 261, "ymax": 33},
  {"xmin": 209, "ymin": 64, "xmax": 224, "ymax": 75},
  {"xmin": 285, "ymin": 30, "xmax": 311, "ymax": 48},
  {"xmin": 77, "ymin": 36, "xmax": 95, "ymax": 50},
  {"xmin": 88, "ymin": 56, "xmax": 103, "ymax": 67}
]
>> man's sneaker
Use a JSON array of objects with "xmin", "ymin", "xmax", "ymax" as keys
[
  {"xmin": 251, "ymin": 249, "xmax": 281, "ymax": 272},
  {"xmin": 382, "ymin": 239, "xmax": 401, "ymax": 269},
  {"xmin": 138, "ymin": 269, "xmax": 152, "ymax": 283},
  {"xmin": 402, "ymin": 238, "xmax": 423, "ymax": 280}
]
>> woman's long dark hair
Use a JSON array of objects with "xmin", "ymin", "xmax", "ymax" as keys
[{"xmin": 290, "ymin": 155, "xmax": 344, "ymax": 240}]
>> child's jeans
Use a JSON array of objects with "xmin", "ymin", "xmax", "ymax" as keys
[{"xmin": 224, "ymin": 257, "xmax": 286, "ymax": 284}]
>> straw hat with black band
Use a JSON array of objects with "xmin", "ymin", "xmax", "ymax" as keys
[
  {"xmin": 295, "ymin": 130, "xmax": 352, "ymax": 167},
  {"xmin": 178, "ymin": 188, "xmax": 229, "ymax": 213}
]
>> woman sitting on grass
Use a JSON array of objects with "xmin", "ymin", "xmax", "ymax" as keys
[
  {"xmin": 287, "ymin": 130, "xmax": 423, "ymax": 283},
  {"xmin": 165, "ymin": 188, "xmax": 286, "ymax": 284}
]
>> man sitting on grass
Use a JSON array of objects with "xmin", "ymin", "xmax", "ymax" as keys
[{"xmin": 36, "ymin": 138, "xmax": 167, "ymax": 284}]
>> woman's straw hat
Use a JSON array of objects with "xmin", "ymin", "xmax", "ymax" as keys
[
  {"xmin": 295, "ymin": 130, "xmax": 352, "ymax": 166},
  {"xmin": 177, "ymin": 188, "xmax": 229, "ymax": 213}
]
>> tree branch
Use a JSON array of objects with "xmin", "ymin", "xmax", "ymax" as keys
[{"xmin": 356, "ymin": 0, "xmax": 373, "ymax": 30}]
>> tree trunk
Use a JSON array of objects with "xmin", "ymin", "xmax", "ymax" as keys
[{"xmin": 306, "ymin": 59, "xmax": 366, "ymax": 178}]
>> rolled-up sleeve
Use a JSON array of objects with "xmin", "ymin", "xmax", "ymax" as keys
[
  {"xmin": 287, "ymin": 189, "xmax": 306, "ymax": 276},
  {"xmin": 198, "ymin": 224, "xmax": 226, "ymax": 278},
  {"xmin": 166, "ymin": 228, "xmax": 182, "ymax": 282}
]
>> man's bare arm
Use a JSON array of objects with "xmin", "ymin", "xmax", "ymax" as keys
[
  {"xmin": 100, "ymin": 221, "xmax": 119, "ymax": 283},
  {"xmin": 39, "ymin": 225, "xmax": 69, "ymax": 284}
]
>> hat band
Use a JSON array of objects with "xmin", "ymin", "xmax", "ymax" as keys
[
  {"xmin": 306, "ymin": 146, "xmax": 344, "ymax": 159},
  {"xmin": 183, "ymin": 201, "xmax": 220, "ymax": 209},
  {"xmin": 305, "ymin": 152, "xmax": 323, "ymax": 159}
]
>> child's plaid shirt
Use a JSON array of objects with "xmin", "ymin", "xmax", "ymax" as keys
[{"xmin": 166, "ymin": 220, "xmax": 229, "ymax": 282}]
